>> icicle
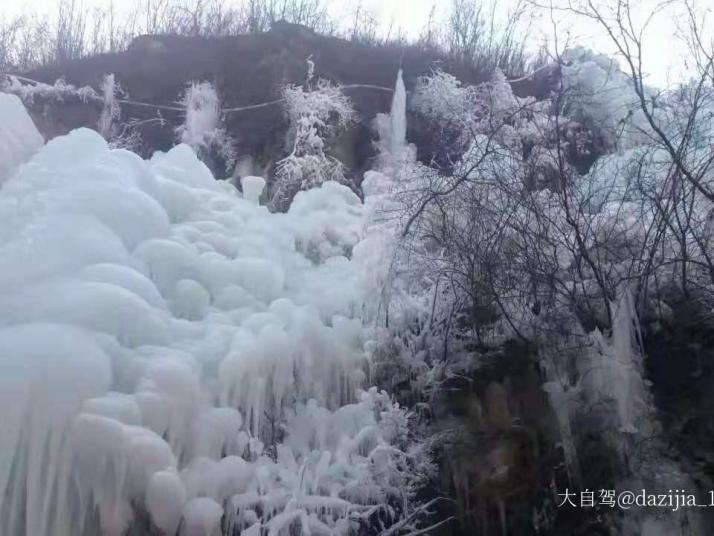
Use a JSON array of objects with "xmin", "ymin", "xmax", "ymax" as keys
[
  {"xmin": 498, "ymin": 499, "xmax": 507, "ymax": 536},
  {"xmin": 389, "ymin": 69, "xmax": 407, "ymax": 159},
  {"xmin": 542, "ymin": 378, "xmax": 581, "ymax": 487},
  {"xmin": 98, "ymin": 73, "xmax": 119, "ymax": 140},
  {"xmin": 306, "ymin": 55, "xmax": 315, "ymax": 86},
  {"xmin": 610, "ymin": 288, "xmax": 647, "ymax": 436}
]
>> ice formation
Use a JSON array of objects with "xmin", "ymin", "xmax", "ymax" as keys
[
  {"xmin": 240, "ymin": 176, "xmax": 266, "ymax": 204},
  {"xmin": 98, "ymin": 74, "xmax": 120, "ymax": 140},
  {"xmin": 0, "ymin": 93, "xmax": 44, "ymax": 183},
  {"xmin": 0, "ymin": 95, "xmax": 412, "ymax": 535},
  {"xmin": 389, "ymin": 69, "xmax": 407, "ymax": 158},
  {"xmin": 374, "ymin": 69, "xmax": 414, "ymax": 170},
  {"xmin": 177, "ymin": 81, "xmax": 222, "ymax": 150},
  {"xmin": 176, "ymin": 81, "xmax": 236, "ymax": 172}
]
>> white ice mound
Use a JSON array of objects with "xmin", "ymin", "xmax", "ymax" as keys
[
  {"xmin": 0, "ymin": 119, "xmax": 410, "ymax": 535},
  {"xmin": 0, "ymin": 92, "xmax": 44, "ymax": 184}
]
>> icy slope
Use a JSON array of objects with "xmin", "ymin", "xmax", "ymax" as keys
[{"xmin": 0, "ymin": 121, "xmax": 411, "ymax": 535}]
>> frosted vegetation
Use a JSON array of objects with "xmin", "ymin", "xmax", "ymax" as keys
[
  {"xmin": 0, "ymin": 75, "xmax": 98, "ymax": 103},
  {"xmin": 368, "ymin": 41, "xmax": 714, "ymax": 534},
  {"xmin": 177, "ymin": 82, "xmax": 236, "ymax": 173},
  {"xmin": 271, "ymin": 71, "xmax": 356, "ymax": 210}
]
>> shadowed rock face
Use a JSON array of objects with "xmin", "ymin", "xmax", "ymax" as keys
[
  {"xmin": 509, "ymin": 63, "xmax": 561, "ymax": 100},
  {"xmin": 23, "ymin": 23, "xmax": 558, "ymax": 178}
]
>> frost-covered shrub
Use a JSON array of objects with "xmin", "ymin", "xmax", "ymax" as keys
[
  {"xmin": 1, "ymin": 75, "xmax": 98, "ymax": 103},
  {"xmin": 411, "ymin": 69, "xmax": 475, "ymax": 127},
  {"xmin": 367, "ymin": 36, "xmax": 714, "ymax": 534},
  {"xmin": 410, "ymin": 68, "xmax": 534, "ymax": 168},
  {"xmin": 410, "ymin": 69, "xmax": 476, "ymax": 166},
  {"xmin": 176, "ymin": 81, "xmax": 236, "ymax": 175},
  {"xmin": 271, "ymin": 76, "xmax": 356, "ymax": 210},
  {"xmin": 400, "ymin": 47, "xmax": 714, "ymax": 346}
]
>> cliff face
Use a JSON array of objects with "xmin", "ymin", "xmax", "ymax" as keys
[
  {"xmin": 22, "ymin": 25, "xmax": 563, "ymax": 177},
  {"xmin": 23, "ymin": 25, "xmax": 452, "ymax": 176}
]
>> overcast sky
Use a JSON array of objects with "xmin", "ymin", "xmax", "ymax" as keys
[{"xmin": 1, "ymin": 0, "xmax": 698, "ymax": 87}]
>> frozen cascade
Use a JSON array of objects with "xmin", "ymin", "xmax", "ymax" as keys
[
  {"xmin": 542, "ymin": 290, "xmax": 650, "ymax": 479},
  {"xmin": 541, "ymin": 375, "xmax": 581, "ymax": 488},
  {"xmin": 609, "ymin": 289, "xmax": 647, "ymax": 438},
  {"xmin": 356, "ymin": 68, "xmax": 417, "ymax": 327},
  {"xmin": 389, "ymin": 68, "xmax": 407, "ymax": 159},
  {"xmin": 609, "ymin": 292, "xmax": 704, "ymax": 535},
  {"xmin": 544, "ymin": 289, "xmax": 705, "ymax": 535},
  {"xmin": 355, "ymin": 68, "xmax": 432, "ymax": 331},
  {"xmin": 0, "ymin": 95, "xmax": 414, "ymax": 536},
  {"xmin": 374, "ymin": 69, "xmax": 414, "ymax": 172}
]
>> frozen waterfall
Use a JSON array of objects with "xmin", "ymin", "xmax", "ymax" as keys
[{"xmin": 0, "ymin": 95, "xmax": 411, "ymax": 536}]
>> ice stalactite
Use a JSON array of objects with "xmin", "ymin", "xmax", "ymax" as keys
[
  {"xmin": 574, "ymin": 289, "xmax": 651, "ymax": 458},
  {"xmin": 357, "ymin": 68, "xmax": 434, "ymax": 334},
  {"xmin": 389, "ymin": 68, "xmax": 407, "ymax": 159},
  {"xmin": 98, "ymin": 73, "xmax": 119, "ymax": 141},
  {"xmin": 537, "ymin": 288, "xmax": 650, "ymax": 489},
  {"xmin": 610, "ymin": 289, "xmax": 648, "ymax": 439},
  {"xmin": 542, "ymin": 290, "xmax": 650, "ymax": 487},
  {"xmin": 374, "ymin": 68, "xmax": 414, "ymax": 173},
  {"xmin": 542, "ymin": 375, "xmax": 581, "ymax": 488},
  {"xmin": 609, "ymin": 291, "xmax": 704, "ymax": 535}
]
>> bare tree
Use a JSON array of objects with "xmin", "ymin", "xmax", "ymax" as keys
[
  {"xmin": 55, "ymin": 0, "xmax": 87, "ymax": 63},
  {"xmin": 445, "ymin": 0, "xmax": 532, "ymax": 77}
]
